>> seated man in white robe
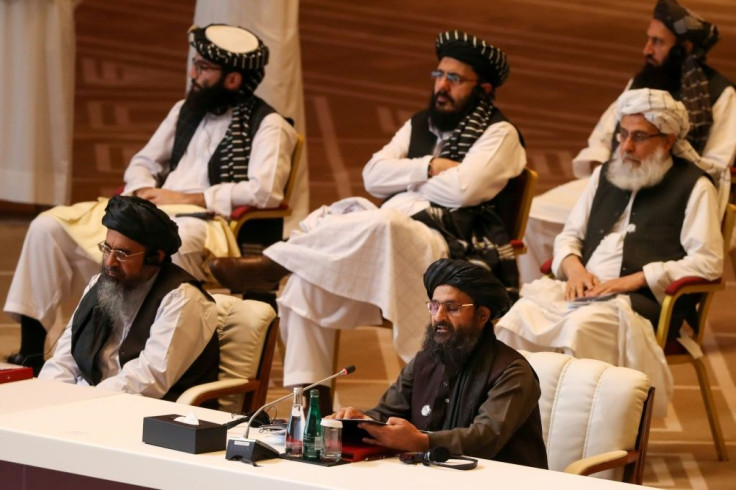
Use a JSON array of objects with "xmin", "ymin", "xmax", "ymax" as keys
[
  {"xmin": 495, "ymin": 88, "xmax": 724, "ymax": 415},
  {"xmin": 520, "ymin": 0, "xmax": 735, "ymax": 284},
  {"xmin": 211, "ymin": 30, "xmax": 526, "ymax": 412},
  {"xmin": 40, "ymin": 196, "xmax": 219, "ymax": 405},
  {"xmin": 4, "ymin": 24, "xmax": 297, "ymax": 373}
]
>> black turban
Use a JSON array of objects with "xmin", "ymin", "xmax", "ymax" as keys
[
  {"xmin": 436, "ymin": 30, "xmax": 510, "ymax": 87},
  {"xmin": 102, "ymin": 196, "xmax": 181, "ymax": 257},
  {"xmin": 653, "ymin": 0, "xmax": 719, "ymax": 56},
  {"xmin": 423, "ymin": 258, "xmax": 511, "ymax": 320}
]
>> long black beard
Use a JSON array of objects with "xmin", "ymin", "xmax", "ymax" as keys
[
  {"xmin": 631, "ymin": 45, "xmax": 685, "ymax": 96},
  {"xmin": 428, "ymin": 85, "xmax": 484, "ymax": 132},
  {"xmin": 421, "ymin": 322, "xmax": 482, "ymax": 369},
  {"xmin": 185, "ymin": 77, "xmax": 240, "ymax": 116}
]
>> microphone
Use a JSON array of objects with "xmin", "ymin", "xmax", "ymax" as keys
[{"xmin": 225, "ymin": 365, "xmax": 357, "ymax": 465}]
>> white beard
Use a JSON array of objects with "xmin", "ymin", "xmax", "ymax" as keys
[{"xmin": 606, "ymin": 147, "xmax": 673, "ymax": 191}]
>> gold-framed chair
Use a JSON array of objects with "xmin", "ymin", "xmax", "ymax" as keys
[
  {"xmin": 229, "ymin": 133, "xmax": 304, "ymax": 252},
  {"xmin": 177, "ymin": 294, "xmax": 279, "ymax": 414},
  {"xmin": 653, "ymin": 202, "xmax": 736, "ymax": 461}
]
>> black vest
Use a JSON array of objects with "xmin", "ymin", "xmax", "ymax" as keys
[
  {"xmin": 411, "ymin": 327, "xmax": 548, "ymax": 468},
  {"xmin": 407, "ymin": 107, "xmax": 525, "ymax": 158},
  {"xmin": 70, "ymin": 263, "xmax": 219, "ymax": 402},
  {"xmin": 582, "ymin": 157, "xmax": 707, "ymax": 276}
]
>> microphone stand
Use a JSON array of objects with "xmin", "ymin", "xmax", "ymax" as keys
[{"xmin": 225, "ymin": 365, "xmax": 356, "ymax": 465}]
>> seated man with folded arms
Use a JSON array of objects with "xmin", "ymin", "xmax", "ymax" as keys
[
  {"xmin": 520, "ymin": 0, "xmax": 735, "ymax": 284},
  {"xmin": 4, "ymin": 24, "xmax": 297, "ymax": 373},
  {"xmin": 210, "ymin": 30, "xmax": 526, "ymax": 413},
  {"xmin": 39, "ymin": 196, "xmax": 219, "ymax": 404},
  {"xmin": 330, "ymin": 259, "xmax": 548, "ymax": 468},
  {"xmin": 495, "ymin": 89, "xmax": 723, "ymax": 416}
]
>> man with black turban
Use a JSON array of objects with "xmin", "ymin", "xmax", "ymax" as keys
[
  {"xmin": 521, "ymin": 0, "xmax": 734, "ymax": 284},
  {"xmin": 330, "ymin": 259, "xmax": 547, "ymax": 468},
  {"xmin": 38, "ymin": 196, "xmax": 219, "ymax": 401},
  {"xmin": 210, "ymin": 30, "xmax": 526, "ymax": 414},
  {"xmin": 5, "ymin": 24, "xmax": 297, "ymax": 372}
]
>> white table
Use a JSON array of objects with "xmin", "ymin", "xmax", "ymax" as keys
[{"xmin": 0, "ymin": 379, "xmax": 655, "ymax": 489}]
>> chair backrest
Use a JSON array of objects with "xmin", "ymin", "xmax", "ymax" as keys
[
  {"xmin": 282, "ymin": 133, "xmax": 304, "ymax": 209},
  {"xmin": 493, "ymin": 167, "xmax": 537, "ymax": 241},
  {"xmin": 522, "ymin": 351, "xmax": 653, "ymax": 482},
  {"xmin": 213, "ymin": 294, "xmax": 277, "ymax": 413}
]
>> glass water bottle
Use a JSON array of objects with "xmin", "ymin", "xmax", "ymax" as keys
[{"xmin": 285, "ymin": 387, "xmax": 306, "ymax": 457}]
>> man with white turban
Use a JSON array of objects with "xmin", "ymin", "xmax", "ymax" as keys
[
  {"xmin": 495, "ymin": 89, "xmax": 724, "ymax": 415},
  {"xmin": 520, "ymin": 0, "xmax": 735, "ymax": 284}
]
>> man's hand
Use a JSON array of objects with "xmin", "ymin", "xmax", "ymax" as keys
[
  {"xmin": 134, "ymin": 188, "xmax": 206, "ymax": 207},
  {"xmin": 584, "ymin": 272, "xmax": 646, "ymax": 298},
  {"xmin": 560, "ymin": 255, "xmax": 600, "ymax": 300},
  {"xmin": 360, "ymin": 417, "xmax": 429, "ymax": 452},
  {"xmin": 429, "ymin": 157, "xmax": 460, "ymax": 177},
  {"xmin": 327, "ymin": 406, "xmax": 370, "ymax": 420}
]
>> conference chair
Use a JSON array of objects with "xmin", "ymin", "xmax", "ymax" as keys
[
  {"xmin": 177, "ymin": 294, "xmax": 278, "ymax": 414},
  {"xmin": 540, "ymin": 203, "xmax": 736, "ymax": 461},
  {"xmin": 229, "ymin": 133, "xmax": 304, "ymax": 254},
  {"xmin": 522, "ymin": 351, "xmax": 654, "ymax": 483}
]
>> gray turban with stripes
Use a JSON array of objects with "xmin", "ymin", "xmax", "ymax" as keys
[
  {"xmin": 188, "ymin": 24, "xmax": 269, "ymax": 94},
  {"xmin": 436, "ymin": 30, "xmax": 510, "ymax": 87}
]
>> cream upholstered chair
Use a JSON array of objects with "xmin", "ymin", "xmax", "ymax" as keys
[
  {"xmin": 522, "ymin": 351, "xmax": 654, "ymax": 483},
  {"xmin": 177, "ymin": 294, "xmax": 278, "ymax": 414}
]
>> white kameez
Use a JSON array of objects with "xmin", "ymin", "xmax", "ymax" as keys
[
  {"xmin": 39, "ymin": 275, "xmax": 218, "ymax": 399},
  {"xmin": 4, "ymin": 101, "xmax": 295, "ymax": 330},
  {"xmin": 273, "ymin": 117, "xmax": 527, "ymax": 386},
  {"xmin": 520, "ymin": 83, "xmax": 736, "ymax": 284},
  {"xmin": 496, "ymin": 166, "xmax": 724, "ymax": 416}
]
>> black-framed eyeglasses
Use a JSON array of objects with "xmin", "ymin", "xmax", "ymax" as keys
[
  {"xmin": 191, "ymin": 57, "xmax": 222, "ymax": 76},
  {"xmin": 426, "ymin": 300, "xmax": 474, "ymax": 315},
  {"xmin": 616, "ymin": 130, "xmax": 666, "ymax": 144},
  {"xmin": 430, "ymin": 70, "xmax": 477, "ymax": 86},
  {"xmin": 97, "ymin": 241, "xmax": 145, "ymax": 262}
]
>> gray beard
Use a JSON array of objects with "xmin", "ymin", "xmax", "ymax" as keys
[
  {"xmin": 96, "ymin": 274, "xmax": 125, "ymax": 320},
  {"xmin": 606, "ymin": 147, "xmax": 673, "ymax": 191}
]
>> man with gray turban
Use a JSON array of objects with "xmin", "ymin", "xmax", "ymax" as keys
[
  {"xmin": 330, "ymin": 259, "xmax": 547, "ymax": 467},
  {"xmin": 521, "ymin": 0, "xmax": 734, "ymax": 284},
  {"xmin": 5, "ymin": 24, "xmax": 296, "ymax": 372},
  {"xmin": 211, "ymin": 30, "xmax": 526, "ymax": 414},
  {"xmin": 39, "ymin": 196, "xmax": 219, "ymax": 402},
  {"xmin": 496, "ymin": 89, "xmax": 724, "ymax": 416}
]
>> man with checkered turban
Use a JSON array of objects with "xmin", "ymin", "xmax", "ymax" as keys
[
  {"xmin": 495, "ymin": 88, "xmax": 724, "ymax": 417},
  {"xmin": 522, "ymin": 0, "xmax": 734, "ymax": 286},
  {"xmin": 210, "ymin": 30, "xmax": 526, "ymax": 414},
  {"xmin": 4, "ymin": 25, "xmax": 297, "ymax": 373}
]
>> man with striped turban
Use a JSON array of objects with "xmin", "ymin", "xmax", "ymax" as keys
[
  {"xmin": 4, "ymin": 25, "xmax": 296, "ymax": 373},
  {"xmin": 495, "ymin": 89, "xmax": 724, "ymax": 416},
  {"xmin": 521, "ymin": 0, "xmax": 734, "ymax": 285},
  {"xmin": 211, "ymin": 30, "xmax": 526, "ymax": 414}
]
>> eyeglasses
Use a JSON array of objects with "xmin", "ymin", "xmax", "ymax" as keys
[
  {"xmin": 430, "ymin": 70, "xmax": 478, "ymax": 86},
  {"xmin": 616, "ymin": 130, "xmax": 665, "ymax": 144},
  {"xmin": 97, "ymin": 242, "xmax": 145, "ymax": 262},
  {"xmin": 191, "ymin": 57, "xmax": 222, "ymax": 76},
  {"xmin": 426, "ymin": 301, "xmax": 474, "ymax": 315}
]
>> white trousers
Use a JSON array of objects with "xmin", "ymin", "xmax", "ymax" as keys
[{"xmin": 4, "ymin": 213, "xmax": 209, "ymax": 331}]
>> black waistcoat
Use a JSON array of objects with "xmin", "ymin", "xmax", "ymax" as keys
[
  {"xmin": 581, "ymin": 157, "xmax": 706, "ymax": 276},
  {"xmin": 411, "ymin": 327, "xmax": 548, "ymax": 468},
  {"xmin": 70, "ymin": 263, "xmax": 219, "ymax": 402}
]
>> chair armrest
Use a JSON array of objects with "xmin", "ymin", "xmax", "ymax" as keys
[
  {"xmin": 176, "ymin": 378, "xmax": 257, "ymax": 407},
  {"xmin": 564, "ymin": 450, "xmax": 633, "ymax": 476},
  {"xmin": 664, "ymin": 276, "xmax": 721, "ymax": 296},
  {"xmin": 540, "ymin": 258, "xmax": 553, "ymax": 276},
  {"xmin": 230, "ymin": 204, "xmax": 288, "ymax": 221}
]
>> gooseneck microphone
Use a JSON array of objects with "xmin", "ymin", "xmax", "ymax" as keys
[{"xmin": 225, "ymin": 365, "xmax": 356, "ymax": 465}]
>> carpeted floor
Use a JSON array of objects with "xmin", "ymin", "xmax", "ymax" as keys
[{"xmin": 1, "ymin": 0, "xmax": 734, "ymax": 487}]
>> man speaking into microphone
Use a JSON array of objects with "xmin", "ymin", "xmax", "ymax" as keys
[{"xmin": 330, "ymin": 259, "xmax": 547, "ymax": 468}]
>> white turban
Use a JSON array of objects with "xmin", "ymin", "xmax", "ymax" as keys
[
  {"xmin": 615, "ymin": 88, "xmax": 690, "ymax": 138},
  {"xmin": 616, "ymin": 88, "xmax": 729, "ymax": 217}
]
